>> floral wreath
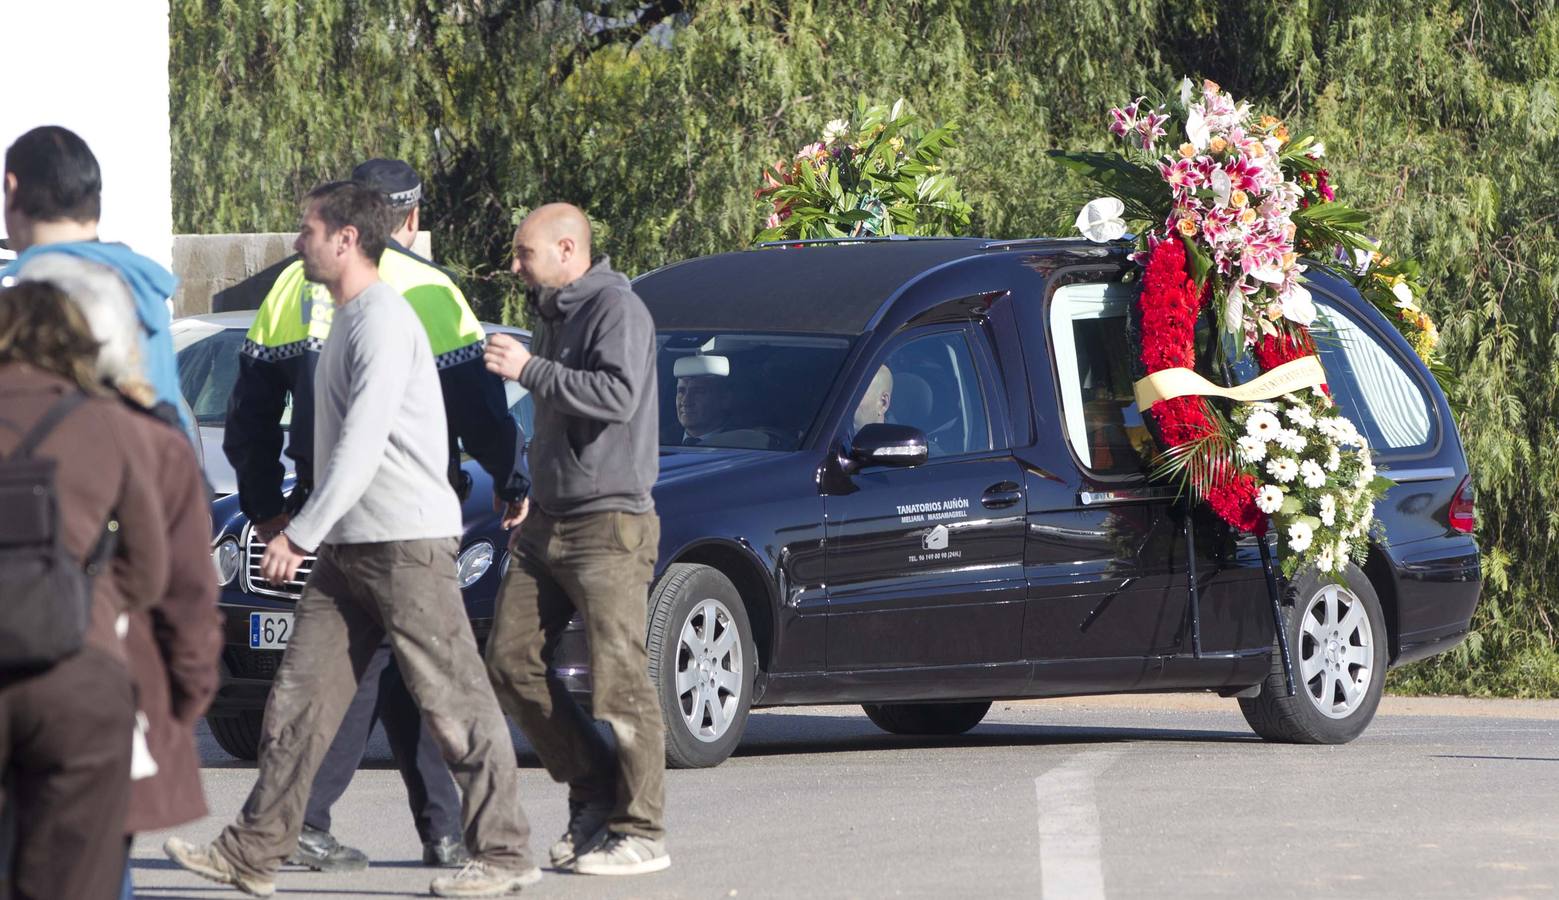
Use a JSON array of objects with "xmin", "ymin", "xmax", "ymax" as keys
[{"xmin": 1054, "ymin": 79, "xmax": 1408, "ymax": 579}]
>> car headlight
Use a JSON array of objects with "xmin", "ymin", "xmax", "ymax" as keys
[
  {"xmin": 456, "ymin": 541, "xmax": 494, "ymax": 589},
  {"xmin": 212, "ymin": 537, "xmax": 241, "ymax": 586}
]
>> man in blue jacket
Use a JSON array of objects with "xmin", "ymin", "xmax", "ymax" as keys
[{"xmin": 1, "ymin": 126, "xmax": 185, "ymax": 431}]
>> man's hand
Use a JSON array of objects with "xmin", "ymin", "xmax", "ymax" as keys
[
  {"xmin": 484, "ymin": 333, "xmax": 532, "ymax": 381},
  {"xmin": 254, "ymin": 513, "xmax": 290, "ymax": 544},
  {"xmin": 260, "ymin": 532, "xmax": 309, "ymax": 586},
  {"xmin": 501, "ymin": 497, "xmax": 529, "ymax": 530}
]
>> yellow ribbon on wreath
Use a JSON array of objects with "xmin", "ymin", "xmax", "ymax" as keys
[{"xmin": 1133, "ymin": 355, "xmax": 1328, "ymax": 411}]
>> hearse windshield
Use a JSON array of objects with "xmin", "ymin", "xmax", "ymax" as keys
[{"xmin": 658, "ymin": 331, "xmax": 853, "ymax": 451}]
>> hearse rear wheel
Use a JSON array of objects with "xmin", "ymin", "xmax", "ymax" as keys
[
  {"xmin": 1239, "ymin": 563, "xmax": 1388, "ymax": 744},
  {"xmin": 861, "ymin": 701, "xmax": 992, "ymax": 736},
  {"xmin": 648, "ymin": 564, "xmax": 757, "ymax": 769}
]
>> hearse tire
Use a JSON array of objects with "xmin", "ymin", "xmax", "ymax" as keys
[
  {"xmin": 861, "ymin": 701, "xmax": 992, "ymax": 736},
  {"xmin": 208, "ymin": 710, "xmax": 263, "ymax": 761},
  {"xmin": 1239, "ymin": 563, "xmax": 1388, "ymax": 744},
  {"xmin": 647, "ymin": 563, "xmax": 756, "ymax": 769}
]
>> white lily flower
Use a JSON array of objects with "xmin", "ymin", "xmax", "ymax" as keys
[
  {"xmin": 1179, "ymin": 77, "xmax": 1194, "ymax": 109},
  {"xmin": 889, "ymin": 98, "xmax": 906, "ymax": 120},
  {"xmin": 1074, "ymin": 197, "xmax": 1127, "ymax": 243},
  {"xmin": 1281, "ymin": 283, "xmax": 1317, "ymax": 327},
  {"xmin": 1250, "ymin": 264, "xmax": 1286, "ymax": 285},
  {"xmin": 1210, "ymin": 168, "xmax": 1232, "ymax": 207},
  {"xmin": 1311, "ymin": 140, "xmax": 1326, "ymax": 158},
  {"xmin": 1392, "ymin": 281, "xmax": 1417, "ymax": 308},
  {"xmin": 1186, "ymin": 107, "xmax": 1210, "ymax": 150},
  {"xmin": 1224, "ymin": 285, "xmax": 1244, "ymax": 335}
]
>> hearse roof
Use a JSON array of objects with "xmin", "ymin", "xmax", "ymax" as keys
[{"xmin": 634, "ymin": 237, "xmax": 1074, "ymax": 335}]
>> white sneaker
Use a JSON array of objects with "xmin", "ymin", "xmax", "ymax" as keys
[
  {"xmin": 429, "ymin": 860, "xmax": 543, "ymax": 897},
  {"xmin": 573, "ymin": 832, "xmax": 671, "ymax": 876}
]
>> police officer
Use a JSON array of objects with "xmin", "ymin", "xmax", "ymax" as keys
[{"xmin": 222, "ymin": 159, "xmax": 526, "ymax": 871}]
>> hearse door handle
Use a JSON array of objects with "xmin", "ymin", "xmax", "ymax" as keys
[{"xmin": 981, "ymin": 482, "xmax": 1023, "ymax": 509}]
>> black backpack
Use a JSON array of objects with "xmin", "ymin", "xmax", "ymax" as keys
[{"xmin": 0, "ymin": 392, "xmax": 116, "ymax": 671}]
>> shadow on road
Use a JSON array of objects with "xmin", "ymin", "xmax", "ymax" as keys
[{"xmin": 728, "ymin": 712, "xmax": 1258, "ymax": 759}]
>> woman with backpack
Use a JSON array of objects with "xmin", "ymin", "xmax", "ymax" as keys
[
  {"xmin": 15, "ymin": 253, "xmax": 224, "ymax": 900},
  {"xmin": 0, "ymin": 280, "xmax": 169, "ymax": 900}
]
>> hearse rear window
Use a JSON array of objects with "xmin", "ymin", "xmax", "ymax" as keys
[
  {"xmin": 1049, "ymin": 282, "xmax": 1151, "ymax": 476},
  {"xmin": 1312, "ymin": 301, "xmax": 1435, "ymax": 454}
]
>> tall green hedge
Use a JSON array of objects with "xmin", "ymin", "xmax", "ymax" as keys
[{"xmin": 171, "ymin": 0, "xmax": 1559, "ymax": 695}]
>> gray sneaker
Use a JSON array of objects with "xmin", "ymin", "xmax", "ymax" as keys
[
  {"xmin": 430, "ymin": 861, "xmax": 543, "ymax": 897},
  {"xmin": 549, "ymin": 799, "xmax": 611, "ymax": 869},
  {"xmin": 163, "ymin": 837, "xmax": 276, "ymax": 897},
  {"xmin": 573, "ymin": 832, "xmax": 671, "ymax": 876}
]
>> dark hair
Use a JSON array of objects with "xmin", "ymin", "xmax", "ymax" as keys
[
  {"xmin": 3, "ymin": 126, "xmax": 102, "ymax": 224},
  {"xmin": 0, "ymin": 282, "xmax": 106, "ymax": 392},
  {"xmin": 305, "ymin": 181, "xmax": 391, "ymax": 262}
]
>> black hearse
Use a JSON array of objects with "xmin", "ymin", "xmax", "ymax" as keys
[
  {"xmin": 205, "ymin": 237, "xmax": 1481, "ymax": 769},
  {"xmin": 551, "ymin": 236, "xmax": 1480, "ymax": 768}
]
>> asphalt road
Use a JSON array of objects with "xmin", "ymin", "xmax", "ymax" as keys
[{"xmin": 132, "ymin": 695, "xmax": 1559, "ymax": 899}]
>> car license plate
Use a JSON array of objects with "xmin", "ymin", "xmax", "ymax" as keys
[{"xmin": 249, "ymin": 612, "xmax": 294, "ymax": 650}]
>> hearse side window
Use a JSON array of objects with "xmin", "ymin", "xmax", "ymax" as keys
[
  {"xmin": 1049, "ymin": 282, "xmax": 1151, "ymax": 477},
  {"xmin": 854, "ymin": 329, "xmax": 993, "ymax": 459},
  {"xmin": 1312, "ymin": 301, "xmax": 1434, "ymax": 453}
]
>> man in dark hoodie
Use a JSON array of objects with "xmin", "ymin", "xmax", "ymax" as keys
[{"xmin": 482, "ymin": 203, "xmax": 669, "ymax": 876}]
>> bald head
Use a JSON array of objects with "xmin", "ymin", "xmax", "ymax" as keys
[
  {"xmin": 511, "ymin": 202, "xmax": 593, "ymax": 289},
  {"xmin": 853, "ymin": 364, "xmax": 894, "ymax": 432}
]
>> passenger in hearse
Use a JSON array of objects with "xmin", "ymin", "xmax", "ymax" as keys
[{"xmin": 673, "ymin": 355, "xmax": 779, "ymax": 449}]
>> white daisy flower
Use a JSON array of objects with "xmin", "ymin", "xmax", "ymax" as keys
[
  {"xmin": 1356, "ymin": 461, "xmax": 1377, "ymax": 488},
  {"xmin": 1300, "ymin": 460, "xmax": 1326, "ymax": 488},
  {"xmin": 1256, "ymin": 484, "xmax": 1285, "ymax": 513},
  {"xmin": 1276, "ymin": 429, "xmax": 1307, "ymax": 453},
  {"xmin": 1284, "ymin": 404, "xmax": 1315, "ymax": 429},
  {"xmin": 1266, "ymin": 457, "xmax": 1299, "ymax": 484},
  {"xmin": 1246, "ymin": 410, "xmax": 1282, "ymax": 441},
  {"xmin": 1286, "ymin": 521, "xmax": 1314, "ymax": 553},
  {"xmin": 1317, "ymin": 417, "xmax": 1348, "ymax": 441},
  {"xmin": 1237, "ymin": 435, "xmax": 1268, "ymax": 464},
  {"xmin": 1316, "ymin": 545, "xmax": 1336, "ymax": 573},
  {"xmin": 1326, "ymin": 445, "xmax": 1341, "ymax": 472},
  {"xmin": 1334, "ymin": 539, "xmax": 1351, "ymax": 568},
  {"xmin": 1319, "ymin": 494, "xmax": 1337, "ymax": 527}
]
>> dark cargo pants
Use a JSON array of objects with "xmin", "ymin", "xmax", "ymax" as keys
[
  {"xmin": 216, "ymin": 539, "xmax": 531, "ymax": 879},
  {"xmin": 485, "ymin": 508, "xmax": 665, "ymax": 839},
  {"xmin": 0, "ymin": 647, "xmax": 134, "ymax": 900}
]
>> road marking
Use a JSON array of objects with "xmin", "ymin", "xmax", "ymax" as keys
[{"xmin": 1035, "ymin": 749, "xmax": 1123, "ymax": 899}]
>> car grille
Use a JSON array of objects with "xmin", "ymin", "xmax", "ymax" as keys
[
  {"xmin": 224, "ymin": 645, "xmax": 283, "ymax": 680},
  {"xmin": 241, "ymin": 523, "xmax": 314, "ymax": 601}
]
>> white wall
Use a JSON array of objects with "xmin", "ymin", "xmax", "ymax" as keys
[{"xmin": 0, "ymin": 0, "xmax": 174, "ymax": 268}]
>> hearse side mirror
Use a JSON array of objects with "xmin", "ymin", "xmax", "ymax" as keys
[{"xmin": 845, "ymin": 423, "xmax": 929, "ymax": 471}]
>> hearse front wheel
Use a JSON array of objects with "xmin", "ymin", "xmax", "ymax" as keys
[
  {"xmin": 1239, "ymin": 563, "xmax": 1388, "ymax": 744},
  {"xmin": 862, "ymin": 701, "xmax": 992, "ymax": 736},
  {"xmin": 647, "ymin": 564, "xmax": 756, "ymax": 769}
]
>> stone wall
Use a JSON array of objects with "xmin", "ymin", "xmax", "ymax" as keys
[{"xmin": 171, "ymin": 231, "xmax": 432, "ymax": 316}]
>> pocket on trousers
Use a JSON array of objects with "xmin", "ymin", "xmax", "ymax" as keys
[{"xmin": 611, "ymin": 512, "xmax": 656, "ymax": 554}]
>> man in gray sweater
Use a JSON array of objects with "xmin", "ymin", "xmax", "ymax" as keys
[
  {"xmin": 482, "ymin": 203, "xmax": 668, "ymax": 875},
  {"xmin": 165, "ymin": 182, "xmax": 537, "ymax": 899}
]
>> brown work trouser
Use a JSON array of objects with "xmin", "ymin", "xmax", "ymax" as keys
[
  {"xmin": 0, "ymin": 647, "xmax": 134, "ymax": 900},
  {"xmin": 485, "ymin": 508, "xmax": 665, "ymax": 839},
  {"xmin": 216, "ymin": 538, "xmax": 531, "ymax": 879}
]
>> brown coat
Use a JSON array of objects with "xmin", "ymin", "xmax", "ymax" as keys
[
  {"xmin": 0, "ymin": 364, "xmax": 169, "ymax": 662},
  {"xmin": 123, "ymin": 408, "xmax": 223, "ymax": 833}
]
